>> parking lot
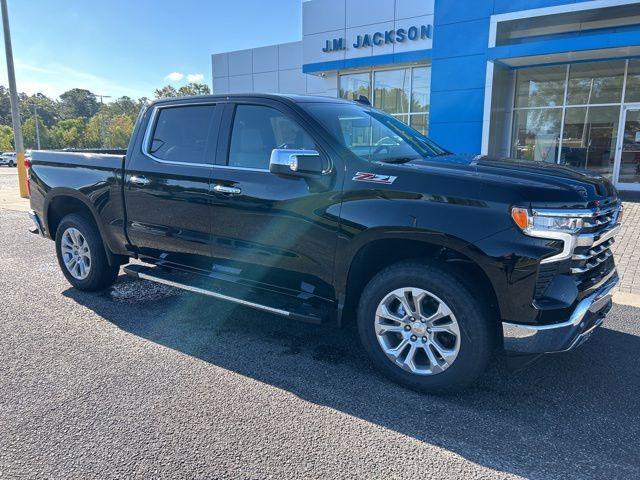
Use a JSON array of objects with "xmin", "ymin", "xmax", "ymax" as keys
[{"xmin": 1, "ymin": 174, "xmax": 640, "ymax": 478}]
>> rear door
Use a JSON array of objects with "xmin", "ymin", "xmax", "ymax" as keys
[
  {"xmin": 124, "ymin": 101, "xmax": 221, "ymax": 272},
  {"xmin": 208, "ymin": 100, "xmax": 343, "ymax": 307}
]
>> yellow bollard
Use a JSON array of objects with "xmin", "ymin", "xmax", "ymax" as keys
[{"xmin": 16, "ymin": 151, "xmax": 28, "ymax": 198}]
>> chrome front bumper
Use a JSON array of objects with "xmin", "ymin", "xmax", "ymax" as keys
[{"xmin": 502, "ymin": 274, "xmax": 618, "ymax": 355}]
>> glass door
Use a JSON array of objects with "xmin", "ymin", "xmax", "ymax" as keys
[{"xmin": 615, "ymin": 106, "xmax": 640, "ymax": 190}]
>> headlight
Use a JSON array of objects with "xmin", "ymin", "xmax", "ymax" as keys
[{"xmin": 511, "ymin": 207, "xmax": 583, "ymax": 234}]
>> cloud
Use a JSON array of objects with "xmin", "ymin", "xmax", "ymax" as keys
[
  {"xmin": 187, "ymin": 73, "xmax": 204, "ymax": 83},
  {"xmin": 165, "ymin": 72, "xmax": 184, "ymax": 82}
]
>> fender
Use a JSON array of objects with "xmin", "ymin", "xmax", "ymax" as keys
[
  {"xmin": 44, "ymin": 188, "xmax": 127, "ymax": 266},
  {"xmin": 333, "ymin": 227, "xmax": 482, "ymax": 323}
]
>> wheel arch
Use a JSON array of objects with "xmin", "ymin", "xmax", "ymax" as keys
[
  {"xmin": 337, "ymin": 232, "xmax": 501, "ymax": 328},
  {"xmin": 44, "ymin": 189, "xmax": 121, "ymax": 267}
]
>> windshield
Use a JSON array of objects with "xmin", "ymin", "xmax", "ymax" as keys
[{"xmin": 303, "ymin": 102, "xmax": 449, "ymax": 162}]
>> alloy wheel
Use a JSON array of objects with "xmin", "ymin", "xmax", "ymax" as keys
[
  {"xmin": 374, "ymin": 287, "xmax": 461, "ymax": 375},
  {"xmin": 61, "ymin": 227, "xmax": 91, "ymax": 280}
]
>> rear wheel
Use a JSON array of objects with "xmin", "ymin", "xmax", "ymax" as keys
[
  {"xmin": 8, "ymin": 160, "xmax": 14, "ymax": 167},
  {"xmin": 55, "ymin": 213, "xmax": 120, "ymax": 291},
  {"xmin": 357, "ymin": 261, "xmax": 493, "ymax": 393}
]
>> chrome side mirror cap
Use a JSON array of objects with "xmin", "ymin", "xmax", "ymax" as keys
[{"xmin": 269, "ymin": 149, "xmax": 325, "ymax": 177}]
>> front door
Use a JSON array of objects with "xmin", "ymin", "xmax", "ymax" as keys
[
  {"xmin": 614, "ymin": 106, "xmax": 640, "ymax": 191},
  {"xmin": 124, "ymin": 102, "xmax": 221, "ymax": 272},
  {"xmin": 208, "ymin": 100, "xmax": 342, "ymax": 307}
]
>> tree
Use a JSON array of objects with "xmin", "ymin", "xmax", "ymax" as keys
[
  {"xmin": 0, "ymin": 86, "xmax": 12, "ymax": 126},
  {"xmin": 59, "ymin": 88, "xmax": 100, "ymax": 120},
  {"xmin": 0, "ymin": 125, "xmax": 13, "ymax": 151},
  {"xmin": 84, "ymin": 112, "xmax": 105, "ymax": 148},
  {"xmin": 154, "ymin": 85, "xmax": 178, "ymax": 99},
  {"xmin": 154, "ymin": 83, "xmax": 211, "ymax": 99},
  {"xmin": 106, "ymin": 115, "xmax": 134, "ymax": 149},
  {"xmin": 104, "ymin": 96, "xmax": 139, "ymax": 118},
  {"xmin": 23, "ymin": 117, "xmax": 51, "ymax": 150},
  {"xmin": 177, "ymin": 82, "xmax": 211, "ymax": 96},
  {"xmin": 21, "ymin": 93, "xmax": 59, "ymax": 128},
  {"xmin": 50, "ymin": 118, "xmax": 86, "ymax": 149}
]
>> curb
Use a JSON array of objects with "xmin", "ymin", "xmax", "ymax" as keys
[{"xmin": 613, "ymin": 291, "xmax": 640, "ymax": 308}]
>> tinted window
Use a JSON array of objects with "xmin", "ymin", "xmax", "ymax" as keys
[
  {"xmin": 148, "ymin": 105, "xmax": 216, "ymax": 164},
  {"xmin": 228, "ymin": 105, "xmax": 316, "ymax": 170}
]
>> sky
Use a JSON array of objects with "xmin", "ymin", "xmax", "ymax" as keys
[{"xmin": 0, "ymin": 0, "xmax": 302, "ymax": 101}]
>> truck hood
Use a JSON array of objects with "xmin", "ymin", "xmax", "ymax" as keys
[{"xmin": 403, "ymin": 154, "xmax": 618, "ymax": 207}]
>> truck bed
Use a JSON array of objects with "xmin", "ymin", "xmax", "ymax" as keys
[{"xmin": 29, "ymin": 150, "xmax": 128, "ymax": 256}]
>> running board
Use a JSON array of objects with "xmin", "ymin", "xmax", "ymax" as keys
[{"xmin": 124, "ymin": 264, "xmax": 323, "ymax": 324}]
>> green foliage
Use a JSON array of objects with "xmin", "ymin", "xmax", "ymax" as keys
[
  {"xmin": 50, "ymin": 118, "xmax": 87, "ymax": 149},
  {"xmin": 154, "ymin": 85, "xmax": 178, "ymax": 98},
  {"xmin": 0, "ymin": 124, "xmax": 13, "ymax": 151},
  {"xmin": 177, "ymin": 82, "xmax": 211, "ymax": 96},
  {"xmin": 0, "ymin": 82, "xmax": 212, "ymax": 150},
  {"xmin": 22, "ymin": 117, "xmax": 50, "ymax": 149},
  {"xmin": 59, "ymin": 88, "xmax": 100, "ymax": 120},
  {"xmin": 21, "ymin": 93, "xmax": 59, "ymax": 127},
  {"xmin": 154, "ymin": 83, "xmax": 211, "ymax": 98}
]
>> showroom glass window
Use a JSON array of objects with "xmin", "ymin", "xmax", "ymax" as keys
[
  {"xmin": 339, "ymin": 66, "xmax": 431, "ymax": 135},
  {"xmin": 511, "ymin": 60, "xmax": 631, "ymax": 179}
]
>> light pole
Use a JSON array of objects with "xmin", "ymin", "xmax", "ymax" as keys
[
  {"xmin": 33, "ymin": 102, "xmax": 40, "ymax": 150},
  {"xmin": 1, "ymin": 0, "xmax": 27, "ymax": 197},
  {"xmin": 95, "ymin": 94, "xmax": 111, "ymax": 148}
]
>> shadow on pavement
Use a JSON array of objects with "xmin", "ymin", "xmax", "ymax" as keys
[{"xmin": 64, "ymin": 275, "xmax": 640, "ymax": 479}]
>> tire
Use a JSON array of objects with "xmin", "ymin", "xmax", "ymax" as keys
[
  {"xmin": 54, "ymin": 213, "xmax": 120, "ymax": 291},
  {"xmin": 357, "ymin": 260, "xmax": 494, "ymax": 393},
  {"xmin": 8, "ymin": 161, "xmax": 14, "ymax": 167}
]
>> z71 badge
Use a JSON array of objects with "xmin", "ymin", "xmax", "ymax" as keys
[{"xmin": 353, "ymin": 172, "xmax": 397, "ymax": 185}]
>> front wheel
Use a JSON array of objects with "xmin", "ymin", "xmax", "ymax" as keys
[
  {"xmin": 357, "ymin": 261, "xmax": 494, "ymax": 393},
  {"xmin": 55, "ymin": 213, "xmax": 120, "ymax": 291},
  {"xmin": 8, "ymin": 160, "xmax": 14, "ymax": 167}
]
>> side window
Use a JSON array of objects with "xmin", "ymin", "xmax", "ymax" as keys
[
  {"xmin": 148, "ymin": 105, "xmax": 216, "ymax": 164},
  {"xmin": 228, "ymin": 105, "xmax": 316, "ymax": 170}
]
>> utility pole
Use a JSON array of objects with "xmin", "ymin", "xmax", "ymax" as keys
[
  {"xmin": 33, "ymin": 102, "xmax": 40, "ymax": 150},
  {"xmin": 95, "ymin": 94, "xmax": 111, "ymax": 149},
  {"xmin": 1, "ymin": 0, "xmax": 27, "ymax": 197}
]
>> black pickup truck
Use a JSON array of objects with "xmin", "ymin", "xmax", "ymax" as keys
[{"xmin": 28, "ymin": 94, "xmax": 622, "ymax": 392}]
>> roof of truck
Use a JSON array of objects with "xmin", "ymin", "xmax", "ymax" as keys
[{"xmin": 149, "ymin": 93, "xmax": 356, "ymax": 107}]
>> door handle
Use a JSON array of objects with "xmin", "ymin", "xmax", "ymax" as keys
[
  {"xmin": 213, "ymin": 184, "xmax": 242, "ymax": 195},
  {"xmin": 130, "ymin": 175, "xmax": 151, "ymax": 186}
]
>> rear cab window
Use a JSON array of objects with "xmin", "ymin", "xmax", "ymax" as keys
[{"xmin": 146, "ymin": 104, "xmax": 217, "ymax": 164}]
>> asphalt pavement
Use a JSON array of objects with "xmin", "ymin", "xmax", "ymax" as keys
[{"xmin": 1, "ymin": 209, "xmax": 639, "ymax": 479}]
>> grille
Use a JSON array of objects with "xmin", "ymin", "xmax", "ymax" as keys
[
  {"xmin": 581, "ymin": 206, "xmax": 619, "ymax": 235},
  {"xmin": 570, "ymin": 204, "xmax": 620, "ymax": 290},
  {"xmin": 571, "ymin": 238, "xmax": 614, "ymax": 274},
  {"xmin": 572, "ymin": 253, "xmax": 615, "ymax": 291}
]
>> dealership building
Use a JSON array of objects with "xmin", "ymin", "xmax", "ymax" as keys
[{"xmin": 211, "ymin": 0, "xmax": 640, "ymax": 191}]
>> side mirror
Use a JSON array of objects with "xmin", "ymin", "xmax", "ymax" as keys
[{"xmin": 269, "ymin": 149, "xmax": 325, "ymax": 177}]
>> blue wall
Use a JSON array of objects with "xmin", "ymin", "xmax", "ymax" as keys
[
  {"xmin": 429, "ymin": 0, "xmax": 588, "ymax": 153},
  {"xmin": 427, "ymin": 0, "xmax": 640, "ymax": 154}
]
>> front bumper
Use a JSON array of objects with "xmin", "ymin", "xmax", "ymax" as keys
[{"xmin": 502, "ymin": 273, "xmax": 618, "ymax": 355}]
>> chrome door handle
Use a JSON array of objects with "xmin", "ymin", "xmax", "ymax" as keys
[
  {"xmin": 213, "ymin": 184, "xmax": 242, "ymax": 195},
  {"xmin": 130, "ymin": 175, "xmax": 151, "ymax": 186}
]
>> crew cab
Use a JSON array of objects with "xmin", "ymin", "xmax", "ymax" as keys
[{"xmin": 27, "ymin": 94, "xmax": 622, "ymax": 392}]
